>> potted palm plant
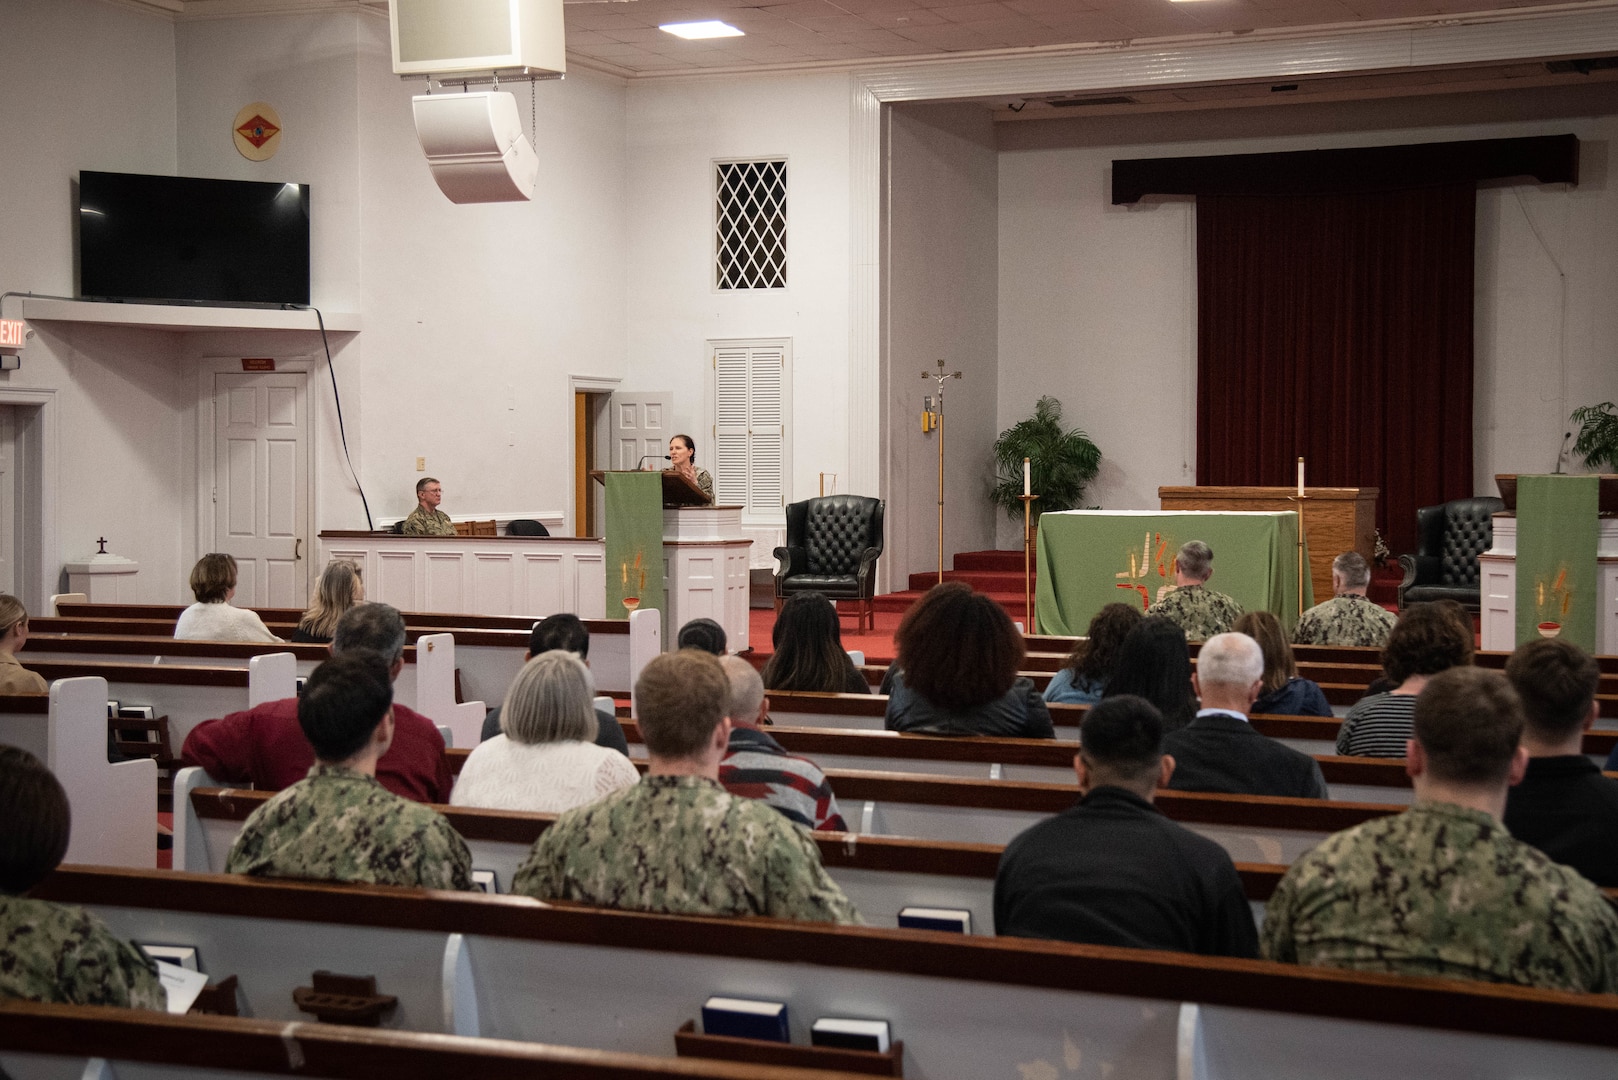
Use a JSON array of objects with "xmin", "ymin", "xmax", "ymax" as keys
[
  {"xmin": 990, "ymin": 396, "xmax": 1102, "ymax": 524},
  {"xmin": 1570, "ymin": 402, "xmax": 1618, "ymax": 471}
]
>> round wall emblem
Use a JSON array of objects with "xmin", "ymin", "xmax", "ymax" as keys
[{"xmin": 233, "ymin": 102, "xmax": 282, "ymax": 161}]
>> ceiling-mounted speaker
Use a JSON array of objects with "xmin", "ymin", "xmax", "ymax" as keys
[
  {"xmin": 389, "ymin": 0, "xmax": 565, "ymax": 77},
  {"xmin": 413, "ymin": 92, "xmax": 538, "ymax": 203}
]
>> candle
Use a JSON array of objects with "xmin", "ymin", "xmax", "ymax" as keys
[
  {"xmin": 1296, "ymin": 458, "xmax": 1305, "ymax": 497},
  {"xmin": 1023, "ymin": 458, "xmax": 1031, "ymax": 497}
]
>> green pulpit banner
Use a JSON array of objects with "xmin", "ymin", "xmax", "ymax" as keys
[
  {"xmin": 605, "ymin": 472, "xmax": 665, "ymax": 622},
  {"xmin": 1515, "ymin": 474, "xmax": 1598, "ymax": 651},
  {"xmin": 1036, "ymin": 511, "xmax": 1313, "ymax": 637}
]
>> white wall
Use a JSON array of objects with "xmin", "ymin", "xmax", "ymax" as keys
[
  {"xmin": 997, "ymin": 84, "xmax": 1618, "ymax": 550},
  {"xmin": 886, "ymin": 103, "xmax": 1000, "ymax": 586}
]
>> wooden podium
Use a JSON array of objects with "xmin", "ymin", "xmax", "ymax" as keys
[
  {"xmin": 1158, "ymin": 486, "xmax": 1378, "ymax": 604},
  {"xmin": 589, "ymin": 469, "xmax": 712, "ymax": 507}
]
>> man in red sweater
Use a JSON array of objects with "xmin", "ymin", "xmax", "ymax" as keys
[{"xmin": 181, "ymin": 603, "xmax": 452, "ymax": 803}]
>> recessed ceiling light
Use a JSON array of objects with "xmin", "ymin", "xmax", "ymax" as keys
[{"xmin": 659, "ymin": 20, "xmax": 745, "ymax": 39}]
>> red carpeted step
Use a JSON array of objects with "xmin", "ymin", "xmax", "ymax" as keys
[
  {"xmin": 905, "ymin": 569, "xmax": 1034, "ymax": 592},
  {"xmin": 951, "ymin": 550, "xmax": 1029, "ymax": 572}
]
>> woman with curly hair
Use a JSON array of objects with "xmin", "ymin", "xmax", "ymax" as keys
[
  {"xmin": 1044, "ymin": 603, "xmax": 1142, "ymax": 705},
  {"xmin": 1335, "ymin": 602, "xmax": 1474, "ymax": 757}
]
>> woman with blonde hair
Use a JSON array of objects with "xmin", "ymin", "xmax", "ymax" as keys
[
  {"xmin": 291, "ymin": 561, "xmax": 364, "ymax": 644},
  {"xmin": 173, "ymin": 553, "xmax": 281, "ymax": 643},
  {"xmin": 1233, "ymin": 611, "xmax": 1331, "ymax": 717},
  {"xmin": 451, "ymin": 650, "xmax": 639, "ymax": 812},
  {"xmin": 0, "ymin": 595, "xmax": 47, "ymax": 694}
]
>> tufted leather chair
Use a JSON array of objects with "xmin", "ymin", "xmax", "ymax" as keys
[
  {"xmin": 1397, "ymin": 496, "xmax": 1505, "ymax": 612},
  {"xmin": 773, "ymin": 495, "xmax": 886, "ymax": 632}
]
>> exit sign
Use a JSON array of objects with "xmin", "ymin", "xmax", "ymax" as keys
[{"xmin": 0, "ymin": 319, "xmax": 25, "ymax": 349}]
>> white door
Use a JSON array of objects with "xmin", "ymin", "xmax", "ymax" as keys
[
  {"xmin": 609, "ymin": 391, "xmax": 675, "ymax": 471},
  {"xmin": 0, "ymin": 407, "xmax": 13, "ymax": 597},
  {"xmin": 215, "ymin": 372, "xmax": 309, "ymax": 608}
]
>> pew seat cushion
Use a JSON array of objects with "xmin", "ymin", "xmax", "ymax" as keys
[
  {"xmin": 450, "ymin": 735, "xmax": 639, "ymax": 813},
  {"xmin": 0, "ymin": 895, "xmax": 165, "ymax": 1010},
  {"xmin": 884, "ymin": 670, "xmax": 1055, "ymax": 739}
]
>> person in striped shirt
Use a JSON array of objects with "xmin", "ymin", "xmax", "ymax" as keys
[
  {"xmin": 1336, "ymin": 603, "xmax": 1474, "ymax": 758},
  {"xmin": 717, "ymin": 655, "xmax": 848, "ymax": 832}
]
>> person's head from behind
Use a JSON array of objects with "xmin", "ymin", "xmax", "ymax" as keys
[
  {"xmin": 302, "ymin": 560, "xmax": 364, "ymax": 637},
  {"xmin": 1077, "ymin": 695, "xmax": 1171, "ymax": 798},
  {"xmin": 676, "ymin": 618, "xmax": 727, "ymax": 655},
  {"xmin": 1176, "ymin": 541, "xmax": 1214, "ymax": 584},
  {"xmin": 1382, "ymin": 602, "xmax": 1473, "ymax": 685},
  {"xmin": 764, "ymin": 591, "xmax": 851, "ymax": 692},
  {"xmin": 635, "ymin": 649, "xmax": 732, "ymax": 764},
  {"xmin": 1506, "ymin": 638, "xmax": 1600, "ymax": 748},
  {"xmin": 298, "ymin": 651, "xmax": 395, "ymax": 764},
  {"xmin": 720, "ymin": 654, "xmax": 767, "ymax": 729},
  {"xmin": 190, "ymin": 553, "xmax": 238, "ymax": 604},
  {"xmin": 1104, "ymin": 617, "xmax": 1194, "ymax": 724},
  {"xmin": 895, "ymin": 582, "xmax": 1022, "ymax": 712},
  {"xmin": 0, "ymin": 745, "xmax": 71, "ymax": 896},
  {"xmin": 332, "ymin": 603, "xmax": 408, "ymax": 675},
  {"xmin": 1233, "ymin": 611, "xmax": 1296, "ymax": 695},
  {"xmin": 1192, "ymin": 632, "xmax": 1265, "ymax": 712},
  {"xmin": 1067, "ymin": 602, "xmax": 1143, "ymax": 684},
  {"xmin": 0, "ymin": 594, "xmax": 30, "ymax": 652},
  {"xmin": 1410, "ymin": 667, "xmax": 1526, "ymax": 793},
  {"xmin": 1332, "ymin": 551, "xmax": 1372, "ymax": 595},
  {"xmin": 501, "ymin": 650, "xmax": 598, "ymax": 745},
  {"xmin": 528, "ymin": 612, "xmax": 590, "ymax": 661}
]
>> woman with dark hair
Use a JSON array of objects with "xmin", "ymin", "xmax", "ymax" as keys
[
  {"xmin": 291, "ymin": 560, "xmax": 365, "ymax": 644},
  {"xmin": 1044, "ymin": 603, "xmax": 1142, "ymax": 705},
  {"xmin": 0, "ymin": 745, "xmax": 164, "ymax": 1008},
  {"xmin": 1234, "ymin": 611, "xmax": 1331, "ymax": 717},
  {"xmin": 1102, "ymin": 617, "xmax": 1198, "ymax": 732},
  {"xmin": 762, "ymin": 591, "xmax": 869, "ymax": 695},
  {"xmin": 173, "ymin": 553, "xmax": 281, "ymax": 643},
  {"xmin": 883, "ymin": 582, "xmax": 1054, "ymax": 738},
  {"xmin": 668, "ymin": 434, "xmax": 713, "ymax": 501},
  {"xmin": 676, "ymin": 617, "xmax": 727, "ymax": 655},
  {"xmin": 1335, "ymin": 602, "xmax": 1474, "ymax": 757}
]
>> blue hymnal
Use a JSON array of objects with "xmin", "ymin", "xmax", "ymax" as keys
[
  {"xmin": 701, "ymin": 996, "xmax": 790, "ymax": 1043},
  {"xmin": 897, "ymin": 906, "xmax": 971, "ymax": 933}
]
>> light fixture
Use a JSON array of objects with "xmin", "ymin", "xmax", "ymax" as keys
[{"xmin": 659, "ymin": 20, "xmax": 744, "ymax": 39}]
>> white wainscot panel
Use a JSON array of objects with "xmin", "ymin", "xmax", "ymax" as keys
[
  {"xmin": 575, "ymin": 554, "xmax": 606, "ymax": 619},
  {"xmin": 520, "ymin": 553, "xmax": 567, "ymax": 616},
  {"xmin": 378, "ymin": 551, "xmax": 420, "ymax": 611},
  {"xmin": 472, "ymin": 553, "xmax": 517, "ymax": 617},
  {"xmin": 425, "ymin": 552, "xmax": 467, "ymax": 613}
]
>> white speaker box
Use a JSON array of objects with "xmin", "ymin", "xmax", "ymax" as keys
[
  {"xmin": 390, "ymin": 0, "xmax": 565, "ymax": 77},
  {"xmin": 413, "ymin": 91, "xmax": 538, "ymax": 203}
]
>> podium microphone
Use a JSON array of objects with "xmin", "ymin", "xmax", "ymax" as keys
[
  {"xmin": 1554, "ymin": 431, "xmax": 1572, "ymax": 474},
  {"xmin": 637, "ymin": 454, "xmax": 672, "ymax": 470}
]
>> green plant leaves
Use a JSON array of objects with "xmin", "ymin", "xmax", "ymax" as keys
[
  {"xmin": 990, "ymin": 396, "xmax": 1102, "ymax": 522},
  {"xmin": 1571, "ymin": 402, "xmax": 1618, "ymax": 471}
]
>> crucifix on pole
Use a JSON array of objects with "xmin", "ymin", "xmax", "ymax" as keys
[{"xmin": 921, "ymin": 360, "xmax": 962, "ymax": 586}]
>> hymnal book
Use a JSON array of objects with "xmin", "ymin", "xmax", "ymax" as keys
[
  {"xmin": 140, "ymin": 944, "xmax": 198, "ymax": 970},
  {"xmin": 811, "ymin": 1018, "xmax": 890, "ymax": 1053},
  {"xmin": 701, "ymin": 996, "xmax": 790, "ymax": 1042},
  {"xmin": 897, "ymin": 906, "xmax": 971, "ymax": 933},
  {"xmin": 471, "ymin": 869, "xmax": 498, "ymax": 893},
  {"xmin": 117, "ymin": 705, "xmax": 155, "ymax": 719}
]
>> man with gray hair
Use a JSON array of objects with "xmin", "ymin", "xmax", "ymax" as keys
[
  {"xmin": 716, "ymin": 655, "xmax": 847, "ymax": 832},
  {"xmin": 1152, "ymin": 541, "xmax": 1243, "ymax": 641},
  {"xmin": 1163, "ymin": 632, "xmax": 1328, "ymax": 799},
  {"xmin": 181, "ymin": 603, "xmax": 452, "ymax": 802},
  {"xmin": 1292, "ymin": 551, "xmax": 1397, "ymax": 647}
]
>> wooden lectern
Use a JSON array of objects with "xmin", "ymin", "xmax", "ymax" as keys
[
  {"xmin": 1158, "ymin": 486, "xmax": 1378, "ymax": 604},
  {"xmin": 590, "ymin": 469, "xmax": 712, "ymax": 508}
]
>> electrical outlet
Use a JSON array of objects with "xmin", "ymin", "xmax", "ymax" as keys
[{"xmin": 416, "ymin": 457, "xmax": 426, "ymax": 471}]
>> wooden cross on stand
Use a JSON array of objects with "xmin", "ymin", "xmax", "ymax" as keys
[{"xmin": 96, "ymin": 537, "xmax": 108, "ymax": 555}]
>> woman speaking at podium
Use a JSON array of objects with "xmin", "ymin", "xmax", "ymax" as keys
[{"xmin": 668, "ymin": 434, "xmax": 713, "ymax": 502}]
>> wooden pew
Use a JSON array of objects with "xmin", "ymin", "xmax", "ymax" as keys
[
  {"xmin": 30, "ymin": 867, "xmax": 1618, "ymax": 1080},
  {"xmin": 0, "ymin": 1002, "xmax": 883, "ymax": 1080},
  {"xmin": 0, "ymin": 680, "xmax": 157, "ymax": 869}
]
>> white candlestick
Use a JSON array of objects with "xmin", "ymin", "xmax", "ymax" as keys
[
  {"xmin": 1297, "ymin": 458, "xmax": 1305, "ymax": 497},
  {"xmin": 1023, "ymin": 458, "xmax": 1031, "ymax": 496}
]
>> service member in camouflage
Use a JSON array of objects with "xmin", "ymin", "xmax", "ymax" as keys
[
  {"xmin": 0, "ymin": 746, "xmax": 164, "ymax": 1009},
  {"xmin": 1292, "ymin": 551, "xmax": 1397, "ymax": 648},
  {"xmin": 1263, "ymin": 667, "xmax": 1618, "ymax": 992},
  {"xmin": 1151, "ymin": 541, "xmax": 1243, "ymax": 641},
  {"xmin": 401, "ymin": 476, "xmax": 456, "ymax": 536},
  {"xmin": 513, "ymin": 649, "xmax": 861, "ymax": 924},
  {"xmin": 225, "ymin": 652, "xmax": 473, "ymax": 891}
]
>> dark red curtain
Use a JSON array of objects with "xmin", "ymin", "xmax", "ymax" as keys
[{"xmin": 1196, "ymin": 183, "xmax": 1476, "ymax": 557}]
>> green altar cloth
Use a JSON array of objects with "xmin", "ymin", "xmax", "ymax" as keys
[
  {"xmin": 1516, "ymin": 474, "xmax": 1599, "ymax": 651},
  {"xmin": 605, "ymin": 471, "xmax": 666, "ymax": 622},
  {"xmin": 1035, "ymin": 510, "xmax": 1313, "ymax": 637}
]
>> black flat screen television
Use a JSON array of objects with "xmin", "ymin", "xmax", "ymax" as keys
[{"xmin": 77, "ymin": 170, "xmax": 311, "ymax": 307}]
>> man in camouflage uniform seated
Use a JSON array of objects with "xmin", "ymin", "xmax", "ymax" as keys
[
  {"xmin": 513, "ymin": 649, "xmax": 861, "ymax": 924},
  {"xmin": 1292, "ymin": 551, "xmax": 1397, "ymax": 647},
  {"xmin": 0, "ymin": 745, "xmax": 164, "ymax": 1009},
  {"xmin": 1151, "ymin": 540, "xmax": 1243, "ymax": 641},
  {"xmin": 226, "ymin": 652, "xmax": 473, "ymax": 890},
  {"xmin": 1263, "ymin": 666, "xmax": 1618, "ymax": 992},
  {"xmin": 401, "ymin": 476, "xmax": 455, "ymax": 536}
]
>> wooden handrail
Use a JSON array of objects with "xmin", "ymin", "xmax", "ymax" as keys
[
  {"xmin": 0, "ymin": 692, "xmax": 50, "ymax": 713},
  {"xmin": 23, "ymin": 659, "xmax": 249, "ymax": 687},
  {"xmin": 54, "ymin": 602, "xmax": 631, "ymax": 636}
]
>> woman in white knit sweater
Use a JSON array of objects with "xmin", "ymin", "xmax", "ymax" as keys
[
  {"xmin": 173, "ymin": 553, "xmax": 281, "ymax": 643},
  {"xmin": 451, "ymin": 649, "xmax": 638, "ymax": 813}
]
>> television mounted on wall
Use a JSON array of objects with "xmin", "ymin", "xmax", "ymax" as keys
[{"xmin": 77, "ymin": 170, "xmax": 311, "ymax": 307}]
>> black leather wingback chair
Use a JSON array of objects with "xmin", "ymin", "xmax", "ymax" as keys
[
  {"xmin": 1397, "ymin": 496, "xmax": 1505, "ymax": 612},
  {"xmin": 773, "ymin": 496, "xmax": 885, "ymax": 632}
]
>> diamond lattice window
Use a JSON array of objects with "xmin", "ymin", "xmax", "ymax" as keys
[{"xmin": 715, "ymin": 160, "xmax": 786, "ymax": 290}]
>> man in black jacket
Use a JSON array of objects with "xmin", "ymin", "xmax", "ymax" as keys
[
  {"xmin": 994, "ymin": 695, "xmax": 1258, "ymax": 956},
  {"xmin": 1163, "ymin": 632, "xmax": 1329, "ymax": 800}
]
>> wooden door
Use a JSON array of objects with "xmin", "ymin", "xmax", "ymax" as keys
[{"xmin": 214, "ymin": 372, "xmax": 309, "ymax": 607}]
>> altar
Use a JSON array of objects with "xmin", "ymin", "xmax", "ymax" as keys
[{"xmin": 1035, "ymin": 510, "xmax": 1313, "ymax": 637}]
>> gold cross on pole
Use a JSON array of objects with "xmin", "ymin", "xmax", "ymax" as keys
[{"xmin": 921, "ymin": 360, "xmax": 963, "ymax": 585}]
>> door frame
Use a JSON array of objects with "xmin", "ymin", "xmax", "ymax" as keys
[
  {"xmin": 194, "ymin": 358, "xmax": 317, "ymax": 596},
  {"xmin": 569, "ymin": 374, "xmax": 619, "ymax": 538},
  {"xmin": 0, "ymin": 387, "xmax": 57, "ymax": 613}
]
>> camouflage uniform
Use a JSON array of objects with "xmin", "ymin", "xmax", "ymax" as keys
[
  {"xmin": 0, "ymin": 894, "xmax": 164, "ymax": 1009},
  {"xmin": 1292, "ymin": 593, "xmax": 1398, "ymax": 648},
  {"xmin": 1262, "ymin": 801, "xmax": 1618, "ymax": 992},
  {"xmin": 401, "ymin": 506, "xmax": 456, "ymax": 536},
  {"xmin": 226, "ymin": 763, "xmax": 473, "ymax": 891},
  {"xmin": 512, "ymin": 774, "xmax": 861, "ymax": 925},
  {"xmin": 1151, "ymin": 584, "xmax": 1243, "ymax": 641}
]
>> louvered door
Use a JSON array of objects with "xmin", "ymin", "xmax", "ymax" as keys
[{"xmin": 711, "ymin": 339, "xmax": 790, "ymax": 517}]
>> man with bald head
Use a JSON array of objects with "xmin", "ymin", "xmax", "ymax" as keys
[{"xmin": 1163, "ymin": 632, "xmax": 1329, "ymax": 800}]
